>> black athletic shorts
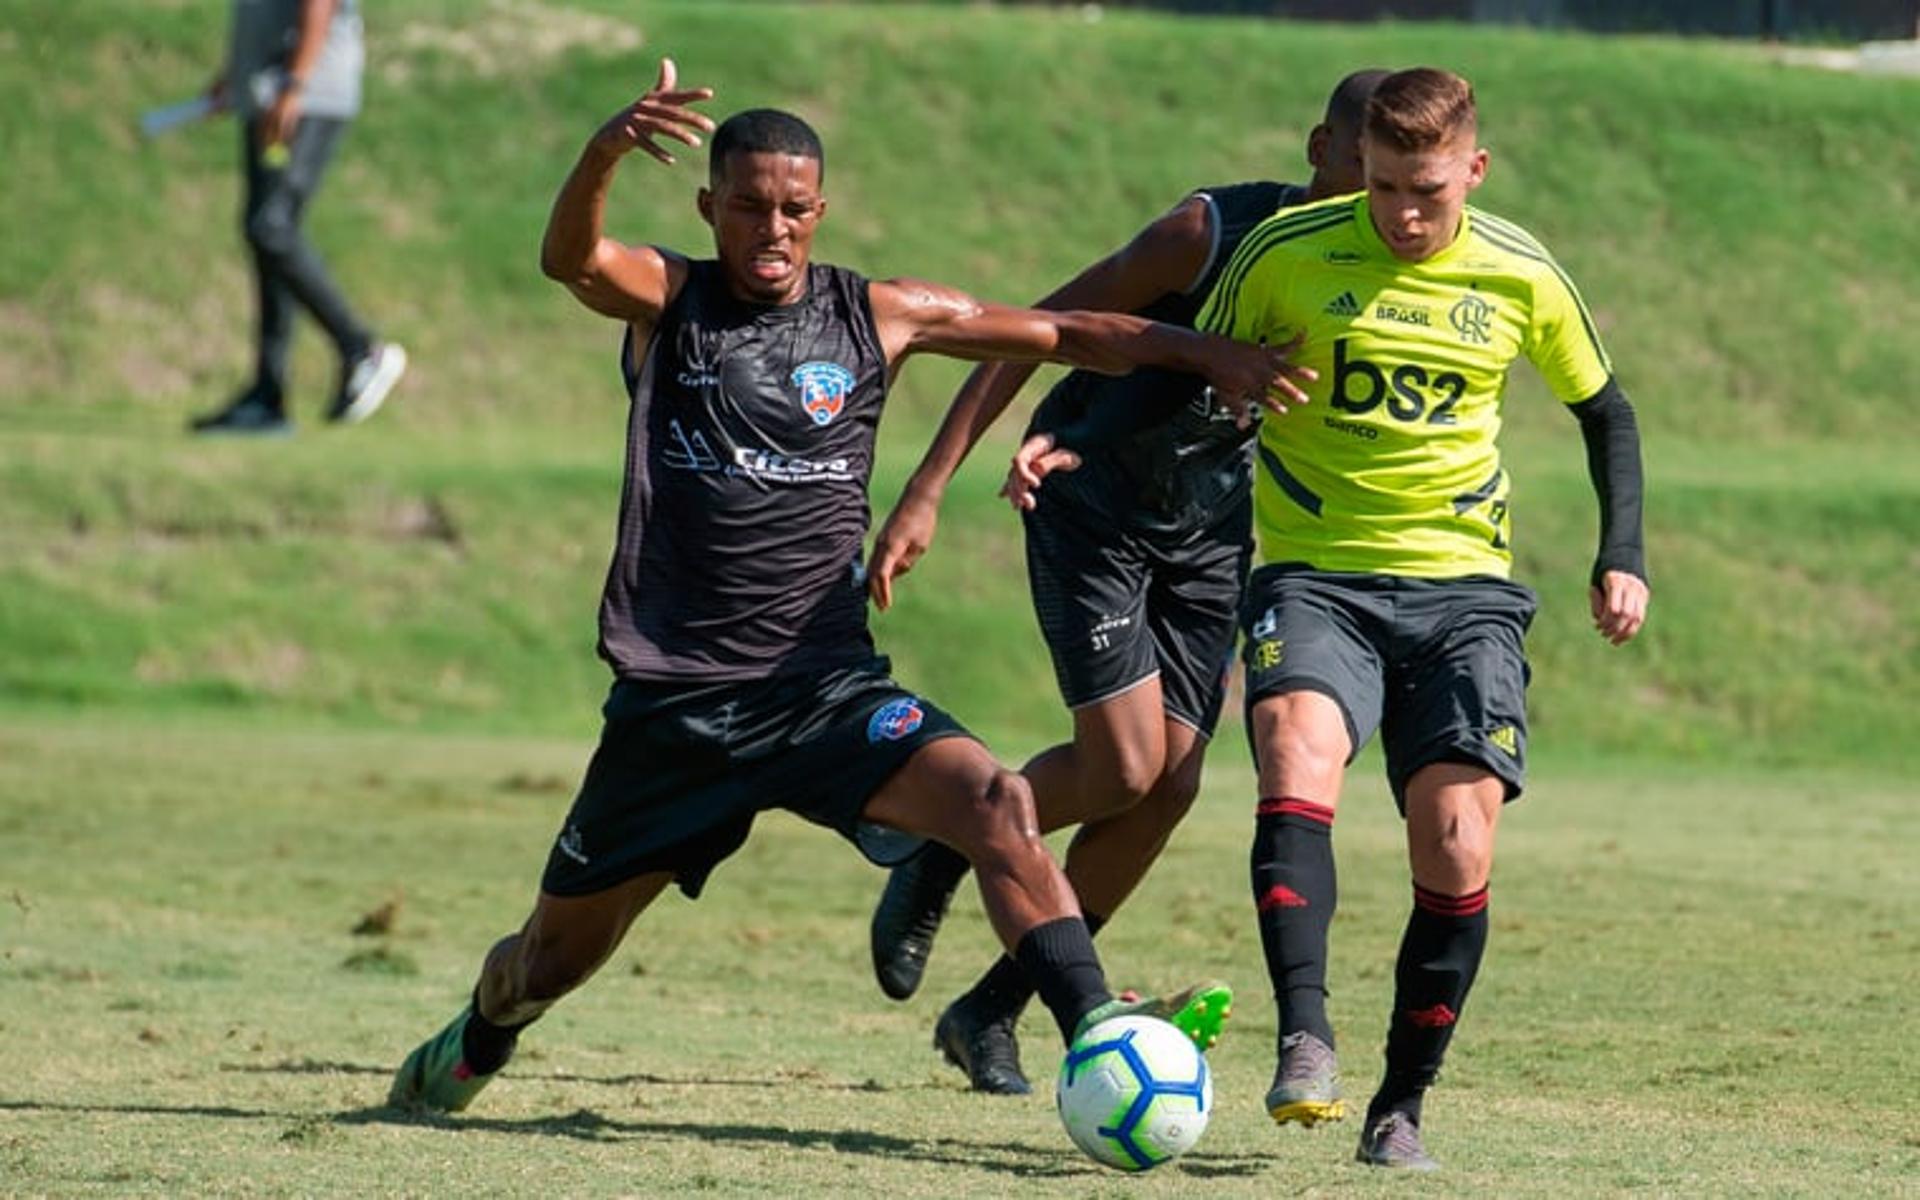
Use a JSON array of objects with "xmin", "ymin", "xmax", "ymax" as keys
[
  {"xmin": 1239, "ymin": 565, "xmax": 1537, "ymax": 807},
  {"xmin": 540, "ymin": 658, "xmax": 970, "ymax": 899},
  {"xmin": 1024, "ymin": 489, "xmax": 1251, "ymax": 736}
]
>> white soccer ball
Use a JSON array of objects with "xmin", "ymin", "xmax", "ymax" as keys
[{"xmin": 1056, "ymin": 1014, "xmax": 1212, "ymax": 1171}]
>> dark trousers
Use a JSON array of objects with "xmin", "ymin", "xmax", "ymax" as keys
[{"xmin": 242, "ymin": 116, "xmax": 370, "ymax": 406}]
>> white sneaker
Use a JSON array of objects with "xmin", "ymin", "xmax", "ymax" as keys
[{"xmin": 330, "ymin": 341, "xmax": 407, "ymax": 425}]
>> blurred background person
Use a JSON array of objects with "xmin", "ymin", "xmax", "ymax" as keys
[{"xmin": 192, "ymin": 0, "xmax": 406, "ymax": 435}]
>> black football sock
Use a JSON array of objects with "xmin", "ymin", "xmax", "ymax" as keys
[
  {"xmin": 1014, "ymin": 917, "xmax": 1112, "ymax": 1045},
  {"xmin": 1251, "ymin": 796, "xmax": 1338, "ymax": 1048},
  {"xmin": 961, "ymin": 911, "xmax": 1107, "ymax": 1024},
  {"xmin": 462, "ymin": 990, "xmax": 536, "ymax": 1076},
  {"xmin": 1366, "ymin": 883, "xmax": 1491, "ymax": 1126}
]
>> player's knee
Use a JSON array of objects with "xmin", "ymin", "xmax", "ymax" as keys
[
  {"xmin": 1441, "ymin": 819, "xmax": 1495, "ymax": 876},
  {"xmin": 1082, "ymin": 746, "xmax": 1161, "ymax": 819},
  {"xmin": 963, "ymin": 769, "xmax": 1045, "ymax": 866},
  {"xmin": 1144, "ymin": 761, "xmax": 1205, "ymax": 829},
  {"xmin": 1411, "ymin": 810, "xmax": 1496, "ymax": 889},
  {"xmin": 1260, "ymin": 718, "xmax": 1346, "ymax": 794}
]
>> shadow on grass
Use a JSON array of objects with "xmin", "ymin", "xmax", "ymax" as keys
[
  {"xmin": 0, "ymin": 1099, "xmax": 282, "ymax": 1122},
  {"xmin": 338, "ymin": 1104, "xmax": 1269, "ymax": 1179},
  {"xmin": 0, "ymin": 1096, "xmax": 1267, "ymax": 1180},
  {"xmin": 223, "ymin": 1057, "xmax": 951, "ymax": 1093}
]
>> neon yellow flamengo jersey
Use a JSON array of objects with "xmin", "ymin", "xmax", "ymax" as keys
[{"xmin": 1196, "ymin": 193, "xmax": 1613, "ymax": 579}]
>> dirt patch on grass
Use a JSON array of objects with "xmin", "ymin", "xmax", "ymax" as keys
[
  {"xmin": 78, "ymin": 279, "xmax": 247, "ymax": 403},
  {"xmin": 382, "ymin": 0, "xmax": 643, "ymax": 86},
  {"xmin": 0, "ymin": 300, "xmax": 63, "ymax": 399},
  {"xmin": 1776, "ymin": 41, "xmax": 1920, "ymax": 76},
  {"xmin": 385, "ymin": 495, "xmax": 463, "ymax": 546},
  {"xmin": 137, "ymin": 637, "xmax": 311, "ymax": 696}
]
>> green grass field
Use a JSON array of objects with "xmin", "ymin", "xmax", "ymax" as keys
[
  {"xmin": 2, "ymin": 0, "xmax": 1918, "ymax": 1192},
  {"xmin": 2, "ymin": 722, "xmax": 1914, "ymax": 1195}
]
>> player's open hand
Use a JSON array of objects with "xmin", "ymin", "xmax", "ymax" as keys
[
  {"xmin": 1590, "ymin": 570, "xmax": 1649, "ymax": 645},
  {"xmin": 1199, "ymin": 333, "xmax": 1316, "ymax": 427},
  {"xmin": 593, "ymin": 57, "xmax": 716, "ymax": 165},
  {"xmin": 868, "ymin": 492, "xmax": 940, "ymax": 611},
  {"xmin": 1001, "ymin": 432, "xmax": 1082, "ymax": 512}
]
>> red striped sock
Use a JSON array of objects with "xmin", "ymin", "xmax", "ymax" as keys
[
  {"xmin": 1251, "ymin": 796, "xmax": 1338, "ymax": 1046},
  {"xmin": 1369, "ymin": 882, "xmax": 1490, "ymax": 1125}
]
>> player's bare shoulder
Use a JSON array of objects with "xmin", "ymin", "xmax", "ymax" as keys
[
  {"xmin": 1115, "ymin": 194, "xmax": 1217, "ymax": 294},
  {"xmin": 1145, "ymin": 193, "xmax": 1216, "ymax": 251},
  {"xmin": 868, "ymin": 276, "xmax": 987, "ymax": 362},
  {"xmin": 634, "ymin": 243, "xmax": 696, "ymax": 322}
]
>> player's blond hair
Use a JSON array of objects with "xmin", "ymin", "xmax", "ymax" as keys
[{"xmin": 1365, "ymin": 68, "xmax": 1477, "ymax": 150}]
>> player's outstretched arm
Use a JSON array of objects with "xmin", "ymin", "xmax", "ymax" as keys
[
  {"xmin": 872, "ymin": 279, "xmax": 1312, "ymax": 416},
  {"xmin": 540, "ymin": 58, "xmax": 714, "ymax": 327},
  {"xmin": 868, "ymin": 199, "xmax": 1216, "ymax": 610}
]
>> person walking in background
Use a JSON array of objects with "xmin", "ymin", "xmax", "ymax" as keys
[
  {"xmin": 863, "ymin": 70, "xmax": 1386, "ymax": 1098},
  {"xmin": 1196, "ymin": 67, "xmax": 1649, "ymax": 1169},
  {"xmin": 192, "ymin": 0, "xmax": 405, "ymax": 434}
]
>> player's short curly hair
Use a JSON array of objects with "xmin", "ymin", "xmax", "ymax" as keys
[
  {"xmin": 1365, "ymin": 68, "xmax": 1477, "ymax": 151},
  {"xmin": 709, "ymin": 108, "xmax": 824, "ymax": 183}
]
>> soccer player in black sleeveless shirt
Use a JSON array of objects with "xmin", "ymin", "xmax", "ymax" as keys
[
  {"xmin": 386, "ymin": 59, "xmax": 1313, "ymax": 1130},
  {"xmin": 864, "ymin": 72, "xmax": 1387, "ymax": 1096}
]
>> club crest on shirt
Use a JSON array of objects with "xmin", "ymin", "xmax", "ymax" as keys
[
  {"xmin": 867, "ymin": 697, "xmax": 925, "ymax": 743},
  {"xmin": 792, "ymin": 360, "xmax": 856, "ymax": 426}
]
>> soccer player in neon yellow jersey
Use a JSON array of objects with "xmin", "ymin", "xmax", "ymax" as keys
[{"xmin": 1196, "ymin": 67, "xmax": 1649, "ymax": 1170}]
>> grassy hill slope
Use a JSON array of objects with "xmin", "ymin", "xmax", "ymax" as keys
[{"xmin": 1, "ymin": 0, "xmax": 1915, "ymax": 765}]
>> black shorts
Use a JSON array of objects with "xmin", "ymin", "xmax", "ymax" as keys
[
  {"xmin": 1239, "ymin": 566, "xmax": 1537, "ymax": 807},
  {"xmin": 1024, "ymin": 490, "xmax": 1251, "ymax": 737},
  {"xmin": 540, "ymin": 658, "xmax": 970, "ymax": 899}
]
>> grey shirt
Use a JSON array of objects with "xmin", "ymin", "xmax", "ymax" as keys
[{"xmin": 227, "ymin": 0, "xmax": 364, "ymax": 119}]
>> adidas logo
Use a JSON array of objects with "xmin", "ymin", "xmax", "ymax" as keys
[
  {"xmin": 1257, "ymin": 883, "xmax": 1309, "ymax": 912},
  {"xmin": 1489, "ymin": 725, "xmax": 1518, "ymax": 756},
  {"xmin": 1324, "ymin": 291, "xmax": 1361, "ymax": 317},
  {"xmin": 1406, "ymin": 1003, "xmax": 1458, "ymax": 1029}
]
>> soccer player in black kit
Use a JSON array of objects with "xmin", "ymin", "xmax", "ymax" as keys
[
  {"xmin": 865, "ymin": 71, "xmax": 1387, "ymax": 1096},
  {"xmin": 385, "ymin": 60, "xmax": 1314, "ymax": 1127}
]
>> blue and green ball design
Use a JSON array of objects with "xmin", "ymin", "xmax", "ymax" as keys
[{"xmin": 1056, "ymin": 1015, "xmax": 1212, "ymax": 1171}]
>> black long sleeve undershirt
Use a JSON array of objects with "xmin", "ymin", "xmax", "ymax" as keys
[{"xmin": 1567, "ymin": 378, "xmax": 1647, "ymax": 587}]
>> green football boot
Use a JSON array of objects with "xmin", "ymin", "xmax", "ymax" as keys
[
  {"xmin": 1074, "ymin": 980, "xmax": 1234, "ymax": 1051},
  {"xmin": 387, "ymin": 1007, "xmax": 501, "ymax": 1114}
]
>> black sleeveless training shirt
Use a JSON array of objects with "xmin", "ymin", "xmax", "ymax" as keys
[
  {"xmin": 597, "ymin": 260, "xmax": 889, "ymax": 681},
  {"xmin": 1028, "ymin": 181, "xmax": 1305, "ymax": 534}
]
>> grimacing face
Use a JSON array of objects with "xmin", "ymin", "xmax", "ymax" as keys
[
  {"xmin": 698, "ymin": 150, "xmax": 826, "ymax": 305},
  {"xmin": 1361, "ymin": 131, "xmax": 1488, "ymax": 262}
]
